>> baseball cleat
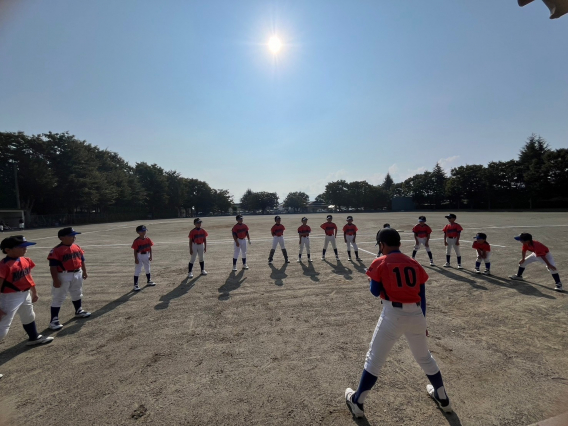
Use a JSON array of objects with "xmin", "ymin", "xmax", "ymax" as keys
[
  {"xmin": 426, "ymin": 384, "xmax": 453, "ymax": 413},
  {"xmin": 188, "ymin": 272, "xmax": 194, "ymax": 279},
  {"xmin": 49, "ymin": 318, "xmax": 63, "ymax": 330},
  {"xmin": 554, "ymin": 282, "xmax": 563, "ymax": 291},
  {"xmin": 133, "ymin": 284, "xmax": 141, "ymax": 291},
  {"xmin": 242, "ymin": 264, "xmax": 249, "ymax": 270},
  {"xmin": 348, "ymin": 257, "xmax": 352, "ymax": 261},
  {"xmin": 429, "ymin": 262, "xmax": 435, "ymax": 266},
  {"xmin": 147, "ymin": 280, "xmax": 156, "ymax": 286},
  {"xmin": 308, "ymin": 258, "xmax": 313, "ymax": 262},
  {"xmin": 201, "ymin": 270, "xmax": 208, "ymax": 275},
  {"xmin": 296, "ymin": 258, "xmax": 301, "ymax": 262},
  {"xmin": 483, "ymin": 270, "xmax": 491, "ymax": 275},
  {"xmin": 232, "ymin": 265, "xmax": 237, "ymax": 271},
  {"xmin": 457, "ymin": 265, "xmax": 463, "ymax": 269},
  {"xmin": 285, "ymin": 259, "xmax": 291, "ymax": 263},
  {"xmin": 474, "ymin": 269, "xmax": 481, "ymax": 274},
  {"xmin": 345, "ymin": 388, "xmax": 365, "ymax": 418},
  {"xmin": 26, "ymin": 335, "xmax": 54, "ymax": 346},
  {"xmin": 335, "ymin": 256, "xmax": 340, "ymax": 260},
  {"xmin": 443, "ymin": 262, "xmax": 451, "ymax": 267},
  {"xmin": 356, "ymin": 258, "xmax": 363, "ymax": 261},
  {"xmin": 268, "ymin": 261, "xmax": 273, "ymax": 264},
  {"xmin": 321, "ymin": 256, "xmax": 325, "ymax": 260},
  {"xmin": 75, "ymin": 309, "xmax": 91, "ymax": 318},
  {"xmin": 509, "ymin": 274, "xmax": 524, "ymax": 280}
]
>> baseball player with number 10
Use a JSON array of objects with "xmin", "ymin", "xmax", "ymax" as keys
[{"xmin": 345, "ymin": 228, "xmax": 452, "ymax": 418}]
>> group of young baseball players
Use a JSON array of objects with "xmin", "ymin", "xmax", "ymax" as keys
[{"xmin": 0, "ymin": 213, "xmax": 563, "ymax": 418}]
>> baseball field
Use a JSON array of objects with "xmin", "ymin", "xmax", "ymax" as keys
[{"xmin": 0, "ymin": 212, "xmax": 567, "ymax": 426}]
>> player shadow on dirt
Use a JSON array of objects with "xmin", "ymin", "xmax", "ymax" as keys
[
  {"xmin": 269, "ymin": 262, "xmax": 288, "ymax": 287},
  {"xmin": 324, "ymin": 259, "xmax": 352, "ymax": 281},
  {"xmin": 435, "ymin": 267, "xmax": 488, "ymax": 290},
  {"xmin": 154, "ymin": 276, "xmax": 201, "ymax": 311},
  {"xmin": 460, "ymin": 270, "xmax": 556, "ymax": 299},
  {"xmin": 298, "ymin": 259, "xmax": 320, "ymax": 282},
  {"xmin": 0, "ymin": 340, "xmax": 45, "ymax": 370},
  {"xmin": 350, "ymin": 259, "xmax": 368, "ymax": 274},
  {"xmin": 218, "ymin": 270, "xmax": 247, "ymax": 301}
]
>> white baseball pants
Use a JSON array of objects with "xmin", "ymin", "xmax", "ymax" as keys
[
  {"xmin": 0, "ymin": 291, "xmax": 35, "ymax": 340},
  {"xmin": 271, "ymin": 236, "xmax": 286, "ymax": 250},
  {"xmin": 364, "ymin": 301, "xmax": 440, "ymax": 377},
  {"xmin": 521, "ymin": 252, "xmax": 558, "ymax": 274},
  {"xmin": 299, "ymin": 236, "xmax": 310, "ymax": 254},
  {"xmin": 476, "ymin": 252, "xmax": 492, "ymax": 263},
  {"xmin": 345, "ymin": 235, "xmax": 358, "ymax": 251},
  {"xmin": 323, "ymin": 235, "xmax": 337, "ymax": 250},
  {"xmin": 134, "ymin": 252, "xmax": 151, "ymax": 276},
  {"xmin": 51, "ymin": 271, "xmax": 83, "ymax": 307},
  {"xmin": 445, "ymin": 237, "xmax": 461, "ymax": 256},
  {"xmin": 234, "ymin": 239, "xmax": 247, "ymax": 259},
  {"xmin": 190, "ymin": 243, "xmax": 205, "ymax": 263},
  {"xmin": 414, "ymin": 237, "xmax": 431, "ymax": 252}
]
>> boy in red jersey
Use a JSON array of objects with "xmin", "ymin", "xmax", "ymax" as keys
[
  {"xmin": 0, "ymin": 236, "xmax": 53, "ymax": 369},
  {"xmin": 509, "ymin": 233, "xmax": 562, "ymax": 291},
  {"xmin": 132, "ymin": 225, "xmax": 156, "ymax": 291},
  {"xmin": 47, "ymin": 227, "xmax": 90, "ymax": 331},
  {"xmin": 343, "ymin": 216, "xmax": 362, "ymax": 261},
  {"xmin": 320, "ymin": 215, "xmax": 339, "ymax": 260},
  {"xmin": 268, "ymin": 216, "xmax": 290, "ymax": 264},
  {"xmin": 297, "ymin": 217, "xmax": 312, "ymax": 262},
  {"xmin": 472, "ymin": 233, "xmax": 491, "ymax": 275},
  {"xmin": 188, "ymin": 218, "xmax": 208, "ymax": 278},
  {"xmin": 232, "ymin": 215, "xmax": 251, "ymax": 271},
  {"xmin": 442, "ymin": 214, "xmax": 463, "ymax": 268},
  {"xmin": 344, "ymin": 228, "xmax": 452, "ymax": 418},
  {"xmin": 412, "ymin": 216, "xmax": 434, "ymax": 266}
]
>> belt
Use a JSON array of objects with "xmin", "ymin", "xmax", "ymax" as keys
[
  {"xmin": 64, "ymin": 269, "xmax": 80, "ymax": 273},
  {"xmin": 139, "ymin": 251, "xmax": 149, "ymax": 254},
  {"xmin": 391, "ymin": 301, "xmax": 420, "ymax": 308},
  {"xmin": 192, "ymin": 242, "xmax": 203, "ymax": 245}
]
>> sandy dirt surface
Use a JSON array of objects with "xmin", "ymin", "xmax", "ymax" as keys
[{"xmin": 0, "ymin": 212, "xmax": 567, "ymax": 426}]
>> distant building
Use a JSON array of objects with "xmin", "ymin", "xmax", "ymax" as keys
[
  {"xmin": 392, "ymin": 197, "xmax": 415, "ymax": 211},
  {"xmin": 307, "ymin": 201, "xmax": 329, "ymax": 213}
]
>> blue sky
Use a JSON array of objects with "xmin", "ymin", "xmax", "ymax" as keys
[{"xmin": 1, "ymin": 1, "xmax": 567, "ymax": 202}]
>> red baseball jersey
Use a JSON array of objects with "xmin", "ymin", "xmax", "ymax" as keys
[
  {"xmin": 0, "ymin": 256, "xmax": 36, "ymax": 293},
  {"xmin": 412, "ymin": 224, "xmax": 432, "ymax": 238},
  {"xmin": 366, "ymin": 252, "xmax": 429, "ymax": 304},
  {"xmin": 443, "ymin": 223, "xmax": 463, "ymax": 238},
  {"xmin": 131, "ymin": 237, "xmax": 154, "ymax": 253},
  {"xmin": 189, "ymin": 228, "xmax": 208, "ymax": 244},
  {"xmin": 343, "ymin": 224, "xmax": 358, "ymax": 235},
  {"xmin": 271, "ymin": 224, "xmax": 285, "ymax": 237},
  {"xmin": 47, "ymin": 243, "xmax": 85, "ymax": 272},
  {"xmin": 472, "ymin": 241, "xmax": 491, "ymax": 252},
  {"xmin": 298, "ymin": 225, "xmax": 311, "ymax": 236},
  {"xmin": 232, "ymin": 223, "xmax": 249, "ymax": 239},
  {"xmin": 523, "ymin": 240, "xmax": 549, "ymax": 257},
  {"xmin": 320, "ymin": 222, "xmax": 337, "ymax": 236}
]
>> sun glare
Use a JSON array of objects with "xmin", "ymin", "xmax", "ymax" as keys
[{"xmin": 268, "ymin": 36, "xmax": 282, "ymax": 54}]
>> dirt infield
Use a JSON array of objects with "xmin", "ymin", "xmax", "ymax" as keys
[{"xmin": 1, "ymin": 212, "xmax": 567, "ymax": 426}]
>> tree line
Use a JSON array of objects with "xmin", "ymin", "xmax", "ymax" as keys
[{"xmin": 0, "ymin": 132, "xmax": 233, "ymax": 218}]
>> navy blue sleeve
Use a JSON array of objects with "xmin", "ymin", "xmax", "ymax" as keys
[
  {"xmin": 81, "ymin": 255, "xmax": 85, "ymax": 262},
  {"xmin": 370, "ymin": 279, "xmax": 382, "ymax": 297},
  {"xmin": 49, "ymin": 259, "xmax": 63, "ymax": 268},
  {"xmin": 419, "ymin": 284, "xmax": 426, "ymax": 316}
]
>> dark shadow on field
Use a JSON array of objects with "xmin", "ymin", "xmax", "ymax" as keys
[
  {"xmin": 299, "ymin": 259, "xmax": 320, "ymax": 282},
  {"xmin": 440, "ymin": 410, "xmax": 463, "ymax": 426},
  {"xmin": 0, "ymin": 339, "xmax": 52, "ymax": 369},
  {"xmin": 269, "ymin": 262, "xmax": 288, "ymax": 287},
  {"xmin": 352, "ymin": 259, "xmax": 368, "ymax": 274},
  {"xmin": 154, "ymin": 276, "xmax": 201, "ymax": 310},
  {"xmin": 324, "ymin": 259, "xmax": 352, "ymax": 281},
  {"xmin": 461, "ymin": 269, "xmax": 556, "ymax": 299},
  {"xmin": 218, "ymin": 270, "xmax": 247, "ymax": 301},
  {"xmin": 434, "ymin": 267, "xmax": 488, "ymax": 290}
]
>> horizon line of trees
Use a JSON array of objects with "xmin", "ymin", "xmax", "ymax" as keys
[{"xmin": 0, "ymin": 131, "xmax": 233, "ymax": 218}]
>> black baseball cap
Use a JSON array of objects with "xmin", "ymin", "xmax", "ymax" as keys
[
  {"xmin": 236, "ymin": 215, "xmax": 243, "ymax": 220},
  {"xmin": 326, "ymin": 215, "xmax": 332, "ymax": 220},
  {"xmin": 58, "ymin": 227, "xmax": 81, "ymax": 237},
  {"xmin": 418, "ymin": 216, "xmax": 426, "ymax": 222},
  {"xmin": 376, "ymin": 228, "xmax": 401, "ymax": 246},
  {"xmin": 274, "ymin": 215, "xmax": 281, "ymax": 221},
  {"xmin": 475, "ymin": 232, "xmax": 487, "ymax": 240},
  {"xmin": 194, "ymin": 218, "xmax": 202, "ymax": 224},
  {"xmin": 346, "ymin": 216, "xmax": 353, "ymax": 221},
  {"xmin": 301, "ymin": 217, "xmax": 308, "ymax": 222},
  {"xmin": 514, "ymin": 233, "xmax": 532, "ymax": 242},
  {"xmin": 136, "ymin": 225, "xmax": 147, "ymax": 232},
  {"xmin": 1, "ymin": 235, "xmax": 36, "ymax": 253},
  {"xmin": 383, "ymin": 223, "xmax": 390, "ymax": 228},
  {"xmin": 445, "ymin": 214, "xmax": 457, "ymax": 219}
]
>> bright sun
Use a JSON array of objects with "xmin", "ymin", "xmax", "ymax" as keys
[{"xmin": 268, "ymin": 36, "xmax": 282, "ymax": 53}]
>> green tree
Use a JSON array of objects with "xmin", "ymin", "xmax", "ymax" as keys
[
  {"xmin": 135, "ymin": 162, "xmax": 169, "ymax": 216},
  {"xmin": 240, "ymin": 189, "xmax": 256, "ymax": 211},
  {"xmin": 255, "ymin": 191, "xmax": 279, "ymax": 213},
  {"xmin": 446, "ymin": 165, "xmax": 487, "ymax": 209},
  {"xmin": 283, "ymin": 191, "xmax": 310, "ymax": 212},
  {"xmin": 430, "ymin": 163, "xmax": 447, "ymax": 208},
  {"xmin": 212, "ymin": 189, "xmax": 233, "ymax": 214},
  {"xmin": 324, "ymin": 180, "xmax": 350, "ymax": 211},
  {"xmin": 381, "ymin": 173, "xmax": 394, "ymax": 191}
]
